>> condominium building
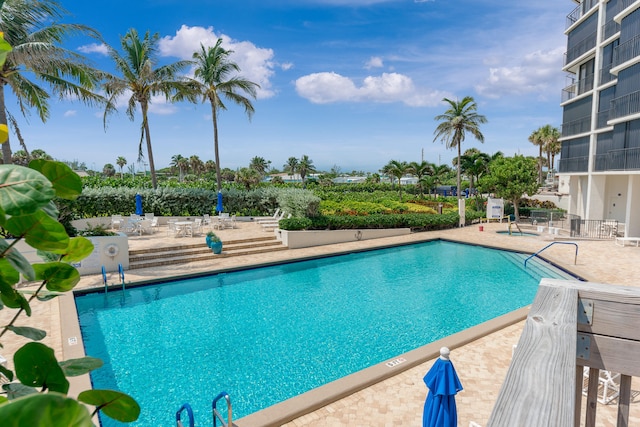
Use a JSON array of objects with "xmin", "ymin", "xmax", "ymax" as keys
[{"xmin": 558, "ymin": 0, "xmax": 640, "ymax": 237}]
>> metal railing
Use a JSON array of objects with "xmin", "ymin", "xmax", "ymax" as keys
[
  {"xmin": 613, "ymin": 34, "xmax": 640, "ymax": 67},
  {"xmin": 602, "ymin": 20, "xmax": 621, "ymax": 41},
  {"xmin": 566, "ymin": 0, "xmax": 599, "ymax": 29},
  {"xmin": 599, "ymin": 62, "xmax": 615, "ymax": 85},
  {"xmin": 558, "ymin": 156, "xmax": 588, "ymax": 173},
  {"xmin": 570, "ymin": 218, "xmax": 619, "ymax": 239},
  {"xmin": 524, "ymin": 242, "xmax": 578, "ymax": 268},
  {"xmin": 596, "ymin": 109, "xmax": 611, "ymax": 128},
  {"xmin": 564, "ymin": 31, "xmax": 598, "ymax": 65},
  {"xmin": 561, "ymin": 73, "xmax": 594, "ymax": 102},
  {"xmin": 560, "ymin": 115, "xmax": 592, "ymax": 137},
  {"xmin": 594, "ymin": 146, "xmax": 640, "ymax": 171},
  {"xmin": 610, "ymin": 89, "xmax": 640, "ymax": 119}
]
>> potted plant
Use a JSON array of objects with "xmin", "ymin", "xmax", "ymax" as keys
[{"xmin": 206, "ymin": 231, "xmax": 223, "ymax": 254}]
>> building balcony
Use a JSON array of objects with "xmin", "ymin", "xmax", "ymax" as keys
[
  {"xmin": 594, "ymin": 147, "xmax": 640, "ymax": 171},
  {"xmin": 609, "ymin": 89, "xmax": 640, "ymax": 120},
  {"xmin": 596, "ymin": 109, "xmax": 612, "ymax": 129},
  {"xmin": 566, "ymin": 0, "xmax": 599, "ymax": 30},
  {"xmin": 599, "ymin": 62, "xmax": 615, "ymax": 85},
  {"xmin": 561, "ymin": 73, "xmax": 594, "ymax": 102},
  {"xmin": 558, "ymin": 156, "xmax": 589, "ymax": 173},
  {"xmin": 615, "ymin": 0, "xmax": 640, "ymax": 22},
  {"xmin": 564, "ymin": 32, "xmax": 597, "ymax": 66},
  {"xmin": 602, "ymin": 20, "xmax": 621, "ymax": 41},
  {"xmin": 613, "ymin": 34, "xmax": 640, "ymax": 68},
  {"xmin": 561, "ymin": 115, "xmax": 592, "ymax": 137}
]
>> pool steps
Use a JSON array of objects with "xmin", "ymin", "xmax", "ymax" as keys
[{"xmin": 128, "ymin": 236, "xmax": 287, "ymax": 270}]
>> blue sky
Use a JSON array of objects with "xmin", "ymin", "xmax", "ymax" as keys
[{"xmin": 12, "ymin": 0, "xmax": 569, "ymax": 173}]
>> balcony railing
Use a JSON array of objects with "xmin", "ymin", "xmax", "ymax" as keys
[
  {"xmin": 610, "ymin": 89, "xmax": 640, "ymax": 119},
  {"xmin": 566, "ymin": 0, "xmax": 599, "ymax": 29},
  {"xmin": 564, "ymin": 31, "xmax": 598, "ymax": 65},
  {"xmin": 596, "ymin": 109, "xmax": 611, "ymax": 128},
  {"xmin": 602, "ymin": 20, "xmax": 621, "ymax": 41},
  {"xmin": 486, "ymin": 279, "xmax": 640, "ymax": 427},
  {"xmin": 561, "ymin": 115, "xmax": 592, "ymax": 137},
  {"xmin": 561, "ymin": 73, "xmax": 594, "ymax": 103},
  {"xmin": 599, "ymin": 62, "xmax": 615, "ymax": 85},
  {"xmin": 594, "ymin": 146, "xmax": 640, "ymax": 171},
  {"xmin": 619, "ymin": 0, "xmax": 640, "ymax": 15},
  {"xmin": 558, "ymin": 156, "xmax": 589, "ymax": 173},
  {"xmin": 613, "ymin": 34, "xmax": 640, "ymax": 67}
]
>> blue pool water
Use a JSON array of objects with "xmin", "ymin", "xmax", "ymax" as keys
[{"xmin": 75, "ymin": 240, "xmax": 574, "ymax": 426}]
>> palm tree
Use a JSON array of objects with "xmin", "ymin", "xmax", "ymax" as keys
[
  {"xmin": 0, "ymin": 0, "xmax": 105, "ymax": 163},
  {"xmin": 433, "ymin": 96, "xmax": 487, "ymax": 199},
  {"xmin": 284, "ymin": 156, "xmax": 299, "ymax": 179},
  {"xmin": 102, "ymin": 28, "xmax": 193, "ymax": 189},
  {"xmin": 542, "ymin": 125, "xmax": 561, "ymax": 175},
  {"xmin": 386, "ymin": 160, "xmax": 410, "ymax": 200},
  {"xmin": 408, "ymin": 160, "xmax": 434, "ymax": 198},
  {"xmin": 459, "ymin": 149, "xmax": 490, "ymax": 193},
  {"xmin": 528, "ymin": 127, "xmax": 545, "ymax": 184},
  {"xmin": 103, "ymin": 163, "xmax": 116, "ymax": 177},
  {"xmin": 170, "ymin": 154, "xmax": 188, "ymax": 181},
  {"xmin": 249, "ymin": 156, "xmax": 271, "ymax": 177},
  {"xmin": 189, "ymin": 38, "xmax": 259, "ymax": 195},
  {"xmin": 189, "ymin": 155, "xmax": 203, "ymax": 175},
  {"xmin": 431, "ymin": 164, "xmax": 452, "ymax": 198},
  {"xmin": 235, "ymin": 167, "xmax": 261, "ymax": 190},
  {"xmin": 116, "ymin": 156, "xmax": 127, "ymax": 179},
  {"xmin": 298, "ymin": 155, "xmax": 316, "ymax": 187}
]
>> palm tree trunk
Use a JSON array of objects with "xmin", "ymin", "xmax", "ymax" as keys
[
  {"xmin": 0, "ymin": 85, "xmax": 12, "ymax": 164},
  {"xmin": 538, "ymin": 146, "xmax": 543, "ymax": 184},
  {"xmin": 456, "ymin": 141, "xmax": 462, "ymax": 200},
  {"xmin": 211, "ymin": 102, "xmax": 222, "ymax": 193},
  {"xmin": 141, "ymin": 105, "xmax": 157, "ymax": 189}
]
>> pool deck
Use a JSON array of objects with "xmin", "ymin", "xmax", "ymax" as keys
[{"xmin": 3, "ymin": 220, "xmax": 640, "ymax": 426}]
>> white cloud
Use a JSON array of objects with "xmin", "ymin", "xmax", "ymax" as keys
[
  {"xmin": 365, "ymin": 56, "xmax": 384, "ymax": 69},
  {"xmin": 295, "ymin": 71, "xmax": 448, "ymax": 106},
  {"xmin": 475, "ymin": 47, "xmax": 564, "ymax": 99},
  {"xmin": 63, "ymin": 110, "xmax": 77, "ymax": 117},
  {"xmin": 281, "ymin": 62, "xmax": 294, "ymax": 71},
  {"xmin": 77, "ymin": 43, "xmax": 108, "ymax": 55},
  {"xmin": 158, "ymin": 25, "xmax": 276, "ymax": 99}
]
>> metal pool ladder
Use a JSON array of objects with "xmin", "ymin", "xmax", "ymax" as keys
[
  {"xmin": 212, "ymin": 391, "xmax": 232, "ymax": 427},
  {"xmin": 174, "ymin": 392, "xmax": 232, "ymax": 427}
]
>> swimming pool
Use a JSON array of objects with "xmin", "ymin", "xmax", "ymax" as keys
[{"xmin": 75, "ymin": 240, "xmax": 575, "ymax": 426}]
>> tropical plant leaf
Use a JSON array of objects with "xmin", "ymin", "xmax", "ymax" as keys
[
  {"xmin": 0, "ymin": 392, "xmax": 93, "ymax": 427},
  {"xmin": 40, "ymin": 200, "xmax": 59, "ymax": 220},
  {"xmin": 14, "ymin": 343, "xmax": 69, "ymax": 394},
  {"xmin": 0, "ymin": 257, "xmax": 20, "ymax": 290},
  {"xmin": 7, "ymin": 325, "xmax": 46, "ymax": 341},
  {"xmin": 59, "ymin": 357, "xmax": 103, "ymax": 377},
  {"xmin": 78, "ymin": 389, "xmax": 140, "ymax": 422},
  {"xmin": 0, "ymin": 290, "xmax": 31, "ymax": 316},
  {"xmin": 33, "ymin": 263, "xmax": 80, "ymax": 292},
  {"xmin": 29, "ymin": 160, "xmax": 82, "ymax": 200},
  {"xmin": 4, "ymin": 211, "xmax": 69, "ymax": 252},
  {"xmin": 2, "ymin": 382, "xmax": 38, "ymax": 400},
  {"xmin": 0, "ymin": 240, "xmax": 35, "ymax": 281},
  {"xmin": 0, "ymin": 165, "xmax": 54, "ymax": 216},
  {"xmin": 0, "ymin": 364, "xmax": 14, "ymax": 382},
  {"xmin": 60, "ymin": 237, "xmax": 94, "ymax": 263}
]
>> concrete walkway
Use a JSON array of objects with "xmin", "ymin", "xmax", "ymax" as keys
[{"xmin": 3, "ymin": 221, "xmax": 640, "ymax": 426}]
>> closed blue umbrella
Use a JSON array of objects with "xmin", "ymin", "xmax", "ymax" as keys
[
  {"xmin": 216, "ymin": 191, "xmax": 223, "ymax": 213},
  {"xmin": 135, "ymin": 193, "xmax": 143, "ymax": 216},
  {"xmin": 423, "ymin": 347, "xmax": 463, "ymax": 427}
]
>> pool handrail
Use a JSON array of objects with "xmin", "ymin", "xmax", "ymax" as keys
[
  {"xmin": 118, "ymin": 263, "xmax": 125, "ymax": 286},
  {"xmin": 524, "ymin": 241, "xmax": 578, "ymax": 268},
  {"xmin": 175, "ymin": 402, "xmax": 195, "ymax": 427},
  {"xmin": 101, "ymin": 266, "xmax": 107, "ymax": 293},
  {"xmin": 212, "ymin": 391, "xmax": 232, "ymax": 427}
]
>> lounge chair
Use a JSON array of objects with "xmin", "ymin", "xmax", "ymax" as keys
[
  {"xmin": 582, "ymin": 367, "xmax": 620, "ymax": 404},
  {"xmin": 261, "ymin": 213, "xmax": 291, "ymax": 231},
  {"xmin": 256, "ymin": 208, "xmax": 281, "ymax": 223},
  {"xmin": 615, "ymin": 236, "xmax": 640, "ymax": 247}
]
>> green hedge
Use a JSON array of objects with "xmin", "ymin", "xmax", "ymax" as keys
[{"xmin": 279, "ymin": 212, "xmax": 460, "ymax": 231}]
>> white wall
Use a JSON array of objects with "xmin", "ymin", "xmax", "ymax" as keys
[{"xmin": 277, "ymin": 228, "xmax": 411, "ymax": 249}]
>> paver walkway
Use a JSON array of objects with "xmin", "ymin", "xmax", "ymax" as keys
[{"xmin": 2, "ymin": 221, "xmax": 640, "ymax": 426}]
